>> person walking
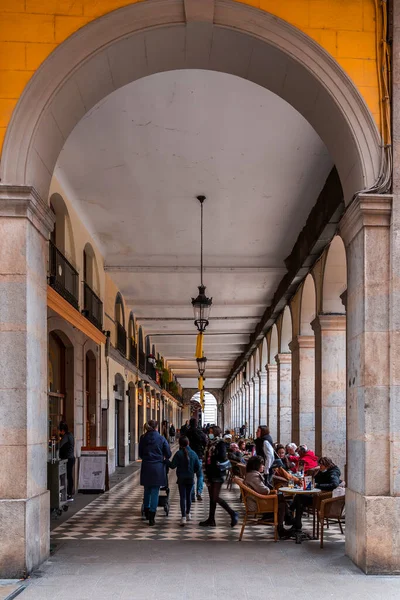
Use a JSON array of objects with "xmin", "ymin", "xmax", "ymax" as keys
[
  {"xmin": 168, "ymin": 436, "xmax": 200, "ymax": 526},
  {"xmin": 169, "ymin": 423, "xmax": 176, "ymax": 443},
  {"xmin": 58, "ymin": 421, "xmax": 75, "ymax": 500},
  {"xmin": 199, "ymin": 425, "xmax": 238, "ymax": 528},
  {"xmin": 186, "ymin": 417, "xmax": 207, "ymax": 501},
  {"xmin": 180, "ymin": 420, "xmax": 189, "ymax": 436},
  {"xmin": 139, "ymin": 419, "xmax": 171, "ymax": 526}
]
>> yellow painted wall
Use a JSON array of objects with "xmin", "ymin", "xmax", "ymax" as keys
[{"xmin": 0, "ymin": 0, "xmax": 380, "ymax": 153}]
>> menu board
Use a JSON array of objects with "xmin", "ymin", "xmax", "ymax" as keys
[{"xmin": 78, "ymin": 447, "xmax": 108, "ymax": 492}]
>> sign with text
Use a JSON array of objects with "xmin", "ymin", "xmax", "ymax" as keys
[{"xmin": 78, "ymin": 447, "xmax": 108, "ymax": 492}]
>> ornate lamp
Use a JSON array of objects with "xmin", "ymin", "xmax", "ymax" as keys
[
  {"xmin": 196, "ymin": 355, "xmax": 207, "ymax": 377},
  {"xmin": 192, "ymin": 195, "xmax": 212, "ymax": 332}
]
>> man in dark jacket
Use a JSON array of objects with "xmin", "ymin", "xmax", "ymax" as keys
[
  {"xmin": 289, "ymin": 457, "xmax": 341, "ymax": 532},
  {"xmin": 187, "ymin": 417, "xmax": 207, "ymax": 501},
  {"xmin": 139, "ymin": 419, "xmax": 171, "ymax": 525},
  {"xmin": 58, "ymin": 421, "xmax": 75, "ymax": 499}
]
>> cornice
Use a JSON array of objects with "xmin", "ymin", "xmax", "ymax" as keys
[
  {"xmin": 0, "ymin": 184, "xmax": 54, "ymax": 239},
  {"xmin": 339, "ymin": 193, "xmax": 392, "ymax": 246},
  {"xmin": 289, "ymin": 335, "xmax": 315, "ymax": 351},
  {"xmin": 276, "ymin": 353, "xmax": 292, "ymax": 365},
  {"xmin": 311, "ymin": 314, "xmax": 346, "ymax": 333}
]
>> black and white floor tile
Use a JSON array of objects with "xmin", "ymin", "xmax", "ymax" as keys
[{"xmin": 51, "ymin": 469, "xmax": 345, "ymax": 544}]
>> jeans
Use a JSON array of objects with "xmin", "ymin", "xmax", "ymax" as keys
[
  {"xmin": 144, "ymin": 486, "xmax": 160, "ymax": 512},
  {"xmin": 192, "ymin": 459, "xmax": 204, "ymax": 499},
  {"xmin": 178, "ymin": 481, "xmax": 193, "ymax": 517}
]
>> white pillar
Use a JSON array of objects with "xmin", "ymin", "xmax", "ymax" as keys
[
  {"xmin": 289, "ymin": 335, "xmax": 315, "ymax": 448},
  {"xmin": 259, "ymin": 370, "xmax": 268, "ymax": 425},
  {"xmin": 267, "ymin": 363, "xmax": 278, "ymax": 442},
  {"xmin": 276, "ymin": 353, "xmax": 292, "ymax": 444},
  {"xmin": 252, "ymin": 375, "xmax": 260, "ymax": 433}
]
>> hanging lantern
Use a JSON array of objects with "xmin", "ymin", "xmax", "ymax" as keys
[
  {"xmin": 196, "ymin": 355, "xmax": 207, "ymax": 377},
  {"xmin": 191, "ymin": 195, "xmax": 212, "ymax": 332}
]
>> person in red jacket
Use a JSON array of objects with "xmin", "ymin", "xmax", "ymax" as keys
[{"xmin": 289, "ymin": 445, "xmax": 318, "ymax": 473}]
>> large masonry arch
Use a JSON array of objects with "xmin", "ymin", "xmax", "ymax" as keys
[{"xmin": 1, "ymin": 0, "xmax": 380, "ymax": 206}]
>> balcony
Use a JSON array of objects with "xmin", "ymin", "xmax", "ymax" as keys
[
  {"xmin": 139, "ymin": 351, "xmax": 146, "ymax": 373},
  {"xmin": 83, "ymin": 282, "xmax": 103, "ymax": 331},
  {"xmin": 116, "ymin": 322, "xmax": 127, "ymax": 356},
  {"xmin": 129, "ymin": 339, "xmax": 137, "ymax": 366},
  {"xmin": 48, "ymin": 241, "xmax": 79, "ymax": 310}
]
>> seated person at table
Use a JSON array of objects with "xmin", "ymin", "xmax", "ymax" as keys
[
  {"xmin": 238, "ymin": 439, "xmax": 247, "ymax": 454},
  {"xmin": 244, "ymin": 456, "xmax": 291, "ymax": 538},
  {"xmin": 271, "ymin": 447, "xmax": 301, "ymax": 487},
  {"xmin": 289, "ymin": 445, "xmax": 318, "ymax": 473},
  {"xmin": 289, "ymin": 457, "xmax": 341, "ymax": 531},
  {"xmin": 228, "ymin": 443, "xmax": 246, "ymax": 464}
]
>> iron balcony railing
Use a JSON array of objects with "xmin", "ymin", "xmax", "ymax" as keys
[
  {"xmin": 48, "ymin": 240, "xmax": 79, "ymax": 310},
  {"xmin": 83, "ymin": 282, "xmax": 103, "ymax": 331},
  {"xmin": 116, "ymin": 322, "xmax": 127, "ymax": 356},
  {"xmin": 129, "ymin": 340, "xmax": 137, "ymax": 366},
  {"xmin": 139, "ymin": 351, "xmax": 146, "ymax": 373}
]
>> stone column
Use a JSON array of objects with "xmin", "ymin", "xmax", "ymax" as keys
[
  {"xmin": 340, "ymin": 193, "xmax": 398, "ymax": 573},
  {"xmin": 259, "ymin": 370, "xmax": 267, "ymax": 425},
  {"xmin": 238, "ymin": 388, "xmax": 243, "ymax": 431},
  {"xmin": 233, "ymin": 393, "xmax": 237, "ymax": 430},
  {"xmin": 248, "ymin": 379, "xmax": 254, "ymax": 437},
  {"xmin": 244, "ymin": 382, "xmax": 250, "ymax": 437},
  {"xmin": 289, "ymin": 335, "xmax": 315, "ymax": 448},
  {"xmin": 276, "ymin": 353, "xmax": 292, "ymax": 444},
  {"xmin": 252, "ymin": 376, "xmax": 260, "ymax": 433},
  {"xmin": 312, "ymin": 314, "xmax": 346, "ymax": 471},
  {"xmin": 0, "ymin": 186, "xmax": 54, "ymax": 577},
  {"xmin": 266, "ymin": 363, "xmax": 278, "ymax": 441}
]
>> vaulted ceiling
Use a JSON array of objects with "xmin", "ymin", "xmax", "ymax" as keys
[{"xmin": 55, "ymin": 69, "xmax": 333, "ymax": 389}]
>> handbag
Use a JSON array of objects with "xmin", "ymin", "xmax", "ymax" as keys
[{"xmin": 216, "ymin": 459, "xmax": 231, "ymax": 471}]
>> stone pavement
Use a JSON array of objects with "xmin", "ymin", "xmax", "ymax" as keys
[{"xmin": 14, "ymin": 470, "xmax": 400, "ymax": 600}]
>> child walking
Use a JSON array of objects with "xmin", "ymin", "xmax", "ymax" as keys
[{"xmin": 168, "ymin": 436, "xmax": 200, "ymax": 526}]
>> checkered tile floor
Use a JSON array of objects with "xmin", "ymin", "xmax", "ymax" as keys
[{"xmin": 51, "ymin": 469, "xmax": 345, "ymax": 544}]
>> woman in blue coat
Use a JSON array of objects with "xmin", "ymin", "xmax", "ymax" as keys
[{"xmin": 139, "ymin": 419, "xmax": 171, "ymax": 525}]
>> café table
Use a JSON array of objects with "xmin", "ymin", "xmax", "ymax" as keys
[{"xmin": 279, "ymin": 486, "xmax": 323, "ymax": 537}]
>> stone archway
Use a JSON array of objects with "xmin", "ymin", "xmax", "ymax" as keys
[{"xmin": 1, "ymin": 0, "xmax": 380, "ymax": 207}]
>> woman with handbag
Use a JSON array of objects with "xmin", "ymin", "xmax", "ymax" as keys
[{"xmin": 199, "ymin": 425, "xmax": 239, "ymax": 528}]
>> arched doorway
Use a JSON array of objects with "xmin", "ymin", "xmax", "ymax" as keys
[
  {"xmin": 85, "ymin": 350, "xmax": 97, "ymax": 447},
  {"xmin": 190, "ymin": 391, "xmax": 218, "ymax": 426},
  {"xmin": 48, "ymin": 330, "xmax": 74, "ymax": 438},
  {"xmin": 114, "ymin": 373, "xmax": 126, "ymax": 467}
]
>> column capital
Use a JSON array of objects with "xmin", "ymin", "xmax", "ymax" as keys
[
  {"xmin": 266, "ymin": 363, "xmax": 278, "ymax": 374},
  {"xmin": 289, "ymin": 335, "xmax": 315, "ymax": 351},
  {"xmin": 258, "ymin": 369, "xmax": 268, "ymax": 380},
  {"xmin": 0, "ymin": 184, "xmax": 55, "ymax": 239},
  {"xmin": 311, "ymin": 314, "xmax": 346, "ymax": 333},
  {"xmin": 276, "ymin": 352, "xmax": 292, "ymax": 365},
  {"xmin": 339, "ymin": 193, "xmax": 392, "ymax": 246}
]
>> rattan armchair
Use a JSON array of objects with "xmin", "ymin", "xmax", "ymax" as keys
[
  {"xmin": 318, "ymin": 495, "xmax": 345, "ymax": 548},
  {"xmin": 233, "ymin": 476, "xmax": 278, "ymax": 542}
]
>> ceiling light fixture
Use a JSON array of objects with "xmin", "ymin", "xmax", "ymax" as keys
[
  {"xmin": 192, "ymin": 195, "xmax": 212, "ymax": 333},
  {"xmin": 196, "ymin": 355, "xmax": 207, "ymax": 377}
]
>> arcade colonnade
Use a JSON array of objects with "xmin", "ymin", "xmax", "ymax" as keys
[{"xmin": 0, "ymin": 0, "xmax": 400, "ymax": 581}]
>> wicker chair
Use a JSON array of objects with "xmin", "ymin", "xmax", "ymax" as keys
[
  {"xmin": 318, "ymin": 495, "xmax": 345, "ymax": 548},
  {"xmin": 233, "ymin": 477, "xmax": 279, "ymax": 542}
]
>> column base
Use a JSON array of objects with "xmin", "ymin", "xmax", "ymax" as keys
[
  {"xmin": 346, "ymin": 489, "xmax": 400, "ymax": 574},
  {"xmin": 0, "ymin": 491, "xmax": 49, "ymax": 578}
]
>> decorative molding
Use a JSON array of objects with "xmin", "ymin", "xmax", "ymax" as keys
[
  {"xmin": 311, "ymin": 314, "xmax": 346, "ymax": 333},
  {"xmin": 289, "ymin": 335, "xmax": 315, "ymax": 351},
  {"xmin": 266, "ymin": 363, "xmax": 278, "ymax": 373},
  {"xmin": 0, "ymin": 184, "xmax": 54, "ymax": 239},
  {"xmin": 47, "ymin": 286, "xmax": 106, "ymax": 345},
  {"xmin": 276, "ymin": 353, "xmax": 292, "ymax": 365},
  {"xmin": 339, "ymin": 193, "xmax": 392, "ymax": 246}
]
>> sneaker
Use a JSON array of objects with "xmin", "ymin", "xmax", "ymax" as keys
[
  {"xmin": 231, "ymin": 511, "xmax": 239, "ymax": 528},
  {"xmin": 180, "ymin": 517, "xmax": 186, "ymax": 526},
  {"xmin": 191, "ymin": 496, "xmax": 196, "ymax": 503},
  {"xmin": 196, "ymin": 494, "xmax": 202, "ymax": 501},
  {"xmin": 186, "ymin": 512, "xmax": 192, "ymax": 521}
]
